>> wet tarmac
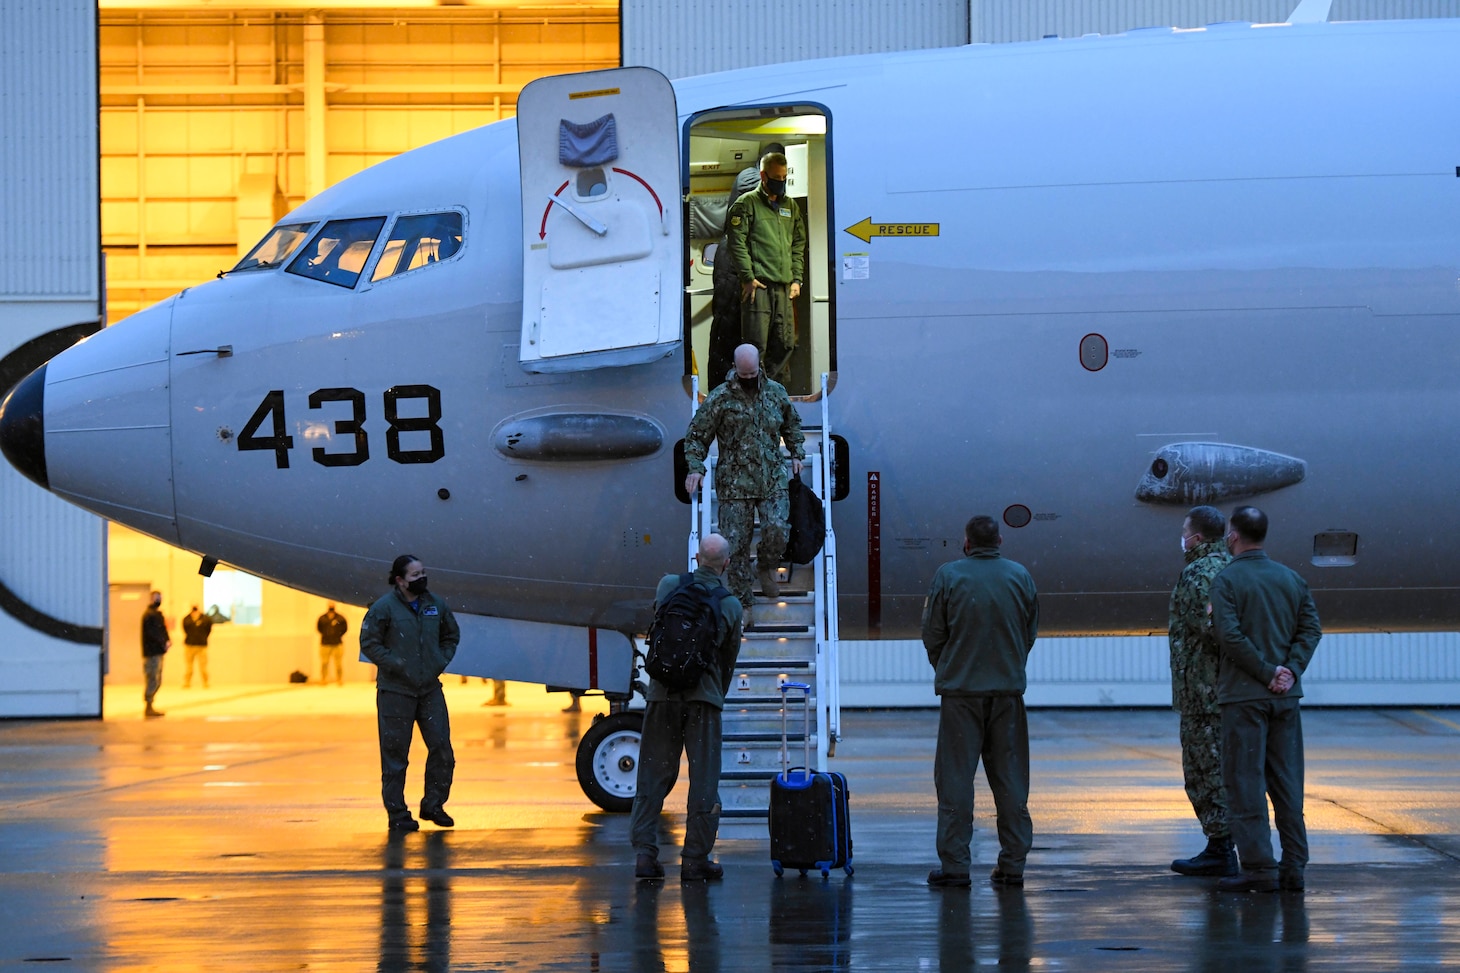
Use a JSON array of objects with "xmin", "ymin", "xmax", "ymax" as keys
[{"xmin": 2, "ymin": 686, "xmax": 1458, "ymax": 970}]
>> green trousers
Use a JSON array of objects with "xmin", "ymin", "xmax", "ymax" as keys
[
  {"xmin": 740, "ymin": 283, "xmax": 794, "ymax": 383},
  {"xmin": 377, "ymin": 686, "xmax": 454, "ymax": 822},
  {"xmin": 629, "ymin": 700, "xmax": 723, "ymax": 862},
  {"xmin": 935, "ymin": 695, "xmax": 1033, "ymax": 876},
  {"xmin": 1221, "ymin": 696, "xmax": 1308, "ymax": 874}
]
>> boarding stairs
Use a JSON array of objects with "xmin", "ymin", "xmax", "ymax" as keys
[{"xmin": 689, "ymin": 374, "xmax": 841, "ymax": 818}]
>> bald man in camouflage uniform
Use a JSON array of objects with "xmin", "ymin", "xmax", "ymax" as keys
[
  {"xmin": 683, "ymin": 344, "xmax": 805, "ymax": 627},
  {"xmin": 1168, "ymin": 505, "xmax": 1237, "ymax": 876}
]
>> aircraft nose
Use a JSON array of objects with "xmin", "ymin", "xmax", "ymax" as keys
[{"xmin": 0, "ymin": 364, "xmax": 48, "ymax": 490}]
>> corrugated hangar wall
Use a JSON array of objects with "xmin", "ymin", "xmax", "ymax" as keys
[
  {"xmin": 629, "ymin": 0, "xmax": 1460, "ymax": 707},
  {"xmin": 0, "ymin": 0, "xmax": 106, "ymax": 719},
  {"xmin": 623, "ymin": 0, "xmax": 1457, "ymax": 77}
]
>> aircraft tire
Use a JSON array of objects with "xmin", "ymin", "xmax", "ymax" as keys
[{"xmin": 575, "ymin": 710, "xmax": 644, "ymax": 813}]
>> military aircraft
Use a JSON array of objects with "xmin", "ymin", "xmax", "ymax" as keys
[{"xmin": 3, "ymin": 14, "xmax": 1458, "ymax": 806}]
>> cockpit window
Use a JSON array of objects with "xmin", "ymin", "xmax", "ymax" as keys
[
  {"xmin": 232, "ymin": 222, "xmax": 316, "ymax": 273},
  {"xmin": 286, "ymin": 217, "xmax": 386, "ymax": 289},
  {"xmin": 371, "ymin": 212, "xmax": 464, "ymax": 282}
]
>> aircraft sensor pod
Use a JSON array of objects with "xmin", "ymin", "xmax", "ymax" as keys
[
  {"xmin": 1135, "ymin": 443, "xmax": 1307, "ymax": 505},
  {"xmin": 492, "ymin": 412, "xmax": 664, "ymax": 462}
]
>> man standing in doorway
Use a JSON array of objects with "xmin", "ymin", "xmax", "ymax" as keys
[
  {"xmin": 922, "ymin": 515, "xmax": 1039, "ymax": 888},
  {"xmin": 683, "ymin": 343, "xmax": 805, "ymax": 628},
  {"xmin": 317, "ymin": 603, "xmax": 348, "ymax": 685},
  {"xmin": 725, "ymin": 150, "xmax": 806, "ymax": 385},
  {"xmin": 1210, "ymin": 506, "xmax": 1322, "ymax": 892},
  {"xmin": 1168, "ymin": 505, "xmax": 1236, "ymax": 876},
  {"xmin": 141, "ymin": 591, "xmax": 169, "ymax": 718},
  {"xmin": 707, "ymin": 141, "xmax": 783, "ymax": 388},
  {"xmin": 630, "ymin": 533, "xmax": 743, "ymax": 882},
  {"xmin": 360, "ymin": 555, "xmax": 461, "ymax": 833},
  {"xmin": 181, "ymin": 605, "xmax": 213, "ymax": 689}
]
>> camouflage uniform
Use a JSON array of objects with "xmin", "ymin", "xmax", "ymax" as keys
[
  {"xmin": 1169, "ymin": 537, "xmax": 1233, "ymax": 841},
  {"xmin": 684, "ymin": 369, "xmax": 805, "ymax": 605}
]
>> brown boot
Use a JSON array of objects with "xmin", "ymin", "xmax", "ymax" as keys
[{"xmin": 144, "ymin": 703, "xmax": 165, "ymax": 719}]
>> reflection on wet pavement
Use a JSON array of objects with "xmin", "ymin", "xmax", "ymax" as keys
[{"xmin": 1, "ymin": 698, "xmax": 1457, "ymax": 970}]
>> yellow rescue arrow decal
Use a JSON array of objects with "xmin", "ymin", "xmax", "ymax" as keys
[{"xmin": 845, "ymin": 218, "xmax": 940, "ymax": 243}]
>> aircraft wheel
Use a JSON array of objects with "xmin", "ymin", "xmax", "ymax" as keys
[{"xmin": 575, "ymin": 711, "xmax": 644, "ymax": 813}]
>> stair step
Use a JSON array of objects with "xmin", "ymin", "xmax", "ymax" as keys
[
  {"xmin": 720, "ymin": 778, "xmax": 775, "ymax": 813},
  {"xmin": 735, "ymin": 641, "xmax": 817, "ymax": 662},
  {"xmin": 723, "ymin": 746, "xmax": 797, "ymax": 773}
]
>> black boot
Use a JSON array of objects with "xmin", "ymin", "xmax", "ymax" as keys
[{"xmin": 1172, "ymin": 836, "xmax": 1238, "ymax": 876}]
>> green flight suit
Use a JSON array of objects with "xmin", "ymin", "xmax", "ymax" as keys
[
  {"xmin": 360, "ymin": 588, "xmax": 461, "ymax": 823},
  {"xmin": 630, "ymin": 568, "xmax": 743, "ymax": 863},
  {"xmin": 726, "ymin": 185, "xmax": 806, "ymax": 382},
  {"xmin": 1210, "ymin": 550, "xmax": 1322, "ymax": 878},
  {"xmin": 1168, "ymin": 537, "xmax": 1233, "ymax": 841},
  {"xmin": 922, "ymin": 547, "xmax": 1039, "ymax": 877},
  {"xmin": 683, "ymin": 371, "xmax": 805, "ymax": 605}
]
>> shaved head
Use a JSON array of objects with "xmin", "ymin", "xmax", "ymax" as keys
[
  {"xmin": 699, "ymin": 533, "xmax": 731, "ymax": 572},
  {"xmin": 733, "ymin": 344, "xmax": 760, "ymax": 375}
]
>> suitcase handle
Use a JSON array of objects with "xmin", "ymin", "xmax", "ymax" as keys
[{"xmin": 778, "ymin": 681, "xmax": 812, "ymax": 777}]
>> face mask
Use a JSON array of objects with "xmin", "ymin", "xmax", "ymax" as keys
[
  {"xmin": 407, "ymin": 576, "xmax": 429, "ymax": 596},
  {"xmin": 737, "ymin": 373, "xmax": 758, "ymax": 389},
  {"xmin": 765, "ymin": 177, "xmax": 787, "ymax": 196},
  {"xmin": 1180, "ymin": 535, "xmax": 1190, "ymax": 553}
]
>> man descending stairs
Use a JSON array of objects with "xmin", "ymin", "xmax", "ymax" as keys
[{"xmin": 686, "ymin": 365, "xmax": 841, "ymax": 818}]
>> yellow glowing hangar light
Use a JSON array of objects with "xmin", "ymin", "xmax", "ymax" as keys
[{"xmin": 100, "ymin": 0, "xmax": 615, "ymax": 9}]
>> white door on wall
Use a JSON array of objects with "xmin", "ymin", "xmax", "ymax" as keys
[{"xmin": 516, "ymin": 66, "xmax": 682, "ymax": 373}]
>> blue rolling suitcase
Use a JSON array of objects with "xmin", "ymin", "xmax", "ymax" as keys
[{"xmin": 769, "ymin": 682, "xmax": 853, "ymax": 879}]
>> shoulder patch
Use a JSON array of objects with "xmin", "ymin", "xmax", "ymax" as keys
[{"xmin": 729, "ymin": 216, "xmax": 741, "ymax": 226}]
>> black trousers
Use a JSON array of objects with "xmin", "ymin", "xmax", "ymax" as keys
[{"xmin": 377, "ymin": 686, "xmax": 455, "ymax": 820}]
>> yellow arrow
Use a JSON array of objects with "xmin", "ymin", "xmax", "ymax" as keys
[{"xmin": 844, "ymin": 218, "xmax": 940, "ymax": 243}]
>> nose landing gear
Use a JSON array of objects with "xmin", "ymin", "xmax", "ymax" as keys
[{"xmin": 575, "ymin": 710, "xmax": 644, "ymax": 812}]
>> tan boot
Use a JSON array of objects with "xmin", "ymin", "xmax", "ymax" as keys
[{"xmin": 757, "ymin": 566, "xmax": 781, "ymax": 598}]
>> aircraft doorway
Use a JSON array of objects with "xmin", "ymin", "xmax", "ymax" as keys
[{"xmin": 684, "ymin": 106, "xmax": 834, "ymax": 399}]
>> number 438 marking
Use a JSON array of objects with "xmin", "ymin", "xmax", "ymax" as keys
[{"xmin": 237, "ymin": 385, "xmax": 444, "ymax": 468}]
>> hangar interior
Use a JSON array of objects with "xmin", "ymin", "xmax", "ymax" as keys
[
  {"xmin": 6, "ymin": 0, "xmax": 1455, "ymax": 707},
  {"xmin": 96, "ymin": 1, "xmax": 616, "ymax": 688}
]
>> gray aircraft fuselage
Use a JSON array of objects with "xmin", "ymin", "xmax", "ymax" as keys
[{"xmin": 3, "ymin": 18, "xmax": 1458, "ymax": 640}]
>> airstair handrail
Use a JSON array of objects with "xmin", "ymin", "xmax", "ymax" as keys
[
  {"xmin": 819, "ymin": 372, "xmax": 841, "ymax": 751},
  {"xmin": 688, "ymin": 374, "xmax": 701, "ymax": 572}
]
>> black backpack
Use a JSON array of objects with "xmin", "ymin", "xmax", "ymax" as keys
[
  {"xmin": 645, "ymin": 574, "xmax": 731, "ymax": 691},
  {"xmin": 785, "ymin": 477, "xmax": 826, "ymax": 564}
]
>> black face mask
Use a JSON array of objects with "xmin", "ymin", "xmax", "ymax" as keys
[
  {"xmin": 765, "ymin": 177, "xmax": 787, "ymax": 196},
  {"xmin": 407, "ymin": 576, "xmax": 429, "ymax": 596},
  {"xmin": 736, "ymin": 373, "xmax": 759, "ymax": 391}
]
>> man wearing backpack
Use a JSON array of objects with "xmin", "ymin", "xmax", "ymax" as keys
[{"xmin": 630, "ymin": 533, "xmax": 743, "ymax": 882}]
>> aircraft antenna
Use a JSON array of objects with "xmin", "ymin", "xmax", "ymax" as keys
[{"xmin": 1287, "ymin": 0, "xmax": 1333, "ymax": 23}]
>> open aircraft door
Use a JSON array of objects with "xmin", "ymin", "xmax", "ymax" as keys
[{"xmin": 517, "ymin": 67, "xmax": 682, "ymax": 373}]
